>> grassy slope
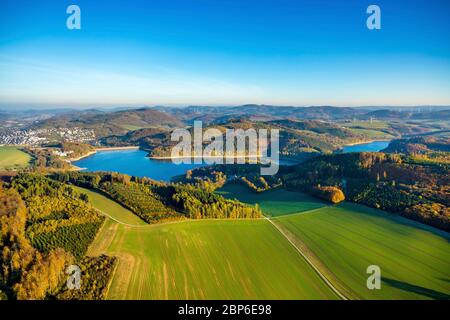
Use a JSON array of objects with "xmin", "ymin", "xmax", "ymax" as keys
[
  {"xmin": 347, "ymin": 128, "xmax": 395, "ymax": 139},
  {"xmin": 73, "ymin": 186, "xmax": 146, "ymax": 226},
  {"xmin": 101, "ymin": 220, "xmax": 337, "ymax": 299},
  {"xmin": 0, "ymin": 146, "xmax": 32, "ymax": 170},
  {"xmin": 341, "ymin": 120, "xmax": 390, "ymax": 129},
  {"xmin": 275, "ymin": 203, "xmax": 450, "ymax": 300},
  {"xmin": 336, "ymin": 120, "xmax": 395, "ymax": 140},
  {"xmin": 217, "ymin": 183, "xmax": 326, "ymax": 217},
  {"xmin": 84, "ymin": 187, "xmax": 337, "ymax": 299}
]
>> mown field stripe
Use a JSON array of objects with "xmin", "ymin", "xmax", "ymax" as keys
[
  {"xmin": 82, "ymin": 184, "xmax": 342, "ymax": 298},
  {"xmin": 276, "ymin": 204, "xmax": 450, "ymax": 299},
  {"xmin": 273, "ymin": 205, "xmax": 334, "ymax": 218},
  {"xmin": 72, "ymin": 186, "xmax": 147, "ymax": 226},
  {"xmin": 265, "ymin": 217, "xmax": 349, "ymax": 300}
]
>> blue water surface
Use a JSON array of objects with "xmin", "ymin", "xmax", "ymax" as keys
[
  {"xmin": 341, "ymin": 141, "xmax": 390, "ymax": 153},
  {"xmin": 74, "ymin": 149, "xmax": 298, "ymax": 181},
  {"xmin": 74, "ymin": 149, "xmax": 208, "ymax": 181}
]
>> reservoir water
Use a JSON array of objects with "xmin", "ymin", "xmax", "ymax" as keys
[
  {"xmin": 73, "ymin": 149, "xmax": 207, "ymax": 181},
  {"xmin": 341, "ymin": 140, "xmax": 390, "ymax": 153},
  {"xmin": 73, "ymin": 149, "xmax": 298, "ymax": 181},
  {"xmin": 74, "ymin": 141, "xmax": 390, "ymax": 181}
]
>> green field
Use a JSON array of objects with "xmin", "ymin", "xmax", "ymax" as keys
[
  {"xmin": 0, "ymin": 146, "xmax": 32, "ymax": 170},
  {"xmin": 73, "ymin": 186, "xmax": 146, "ymax": 226},
  {"xmin": 94, "ymin": 220, "xmax": 338, "ymax": 299},
  {"xmin": 217, "ymin": 183, "xmax": 326, "ymax": 217},
  {"xmin": 347, "ymin": 128, "xmax": 395, "ymax": 139},
  {"xmin": 341, "ymin": 120, "xmax": 390, "ymax": 129},
  {"xmin": 83, "ymin": 186, "xmax": 337, "ymax": 299},
  {"xmin": 83, "ymin": 182, "xmax": 450, "ymax": 300},
  {"xmin": 275, "ymin": 203, "xmax": 450, "ymax": 300}
]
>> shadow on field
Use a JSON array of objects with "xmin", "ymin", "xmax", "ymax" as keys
[{"xmin": 383, "ymin": 278, "xmax": 450, "ymax": 300}]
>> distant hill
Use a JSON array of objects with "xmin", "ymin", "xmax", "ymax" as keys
[
  {"xmin": 32, "ymin": 108, "xmax": 183, "ymax": 138},
  {"xmin": 268, "ymin": 119, "xmax": 358, "ymax": 139},
  {"xmin": 158, "ymin": 105, "xmax": 367, "ymax": 124},
  {"xmin": 359, "ymin": 109, "xmax": 450, "ymax": 120},
  {"xmin": 383, "ymin": 136, "xmax": 450, "ymax": 154},
  {"xmin": 411, "ymin": 109, "xmax": 450, "ymax": 120},
  {"xmin": 157, "ymin": 105, "xmax": 450, "ymax": 124},
  {"xmin": 100, "ymin": 118, "xmax": 365, "ymax": 158}
]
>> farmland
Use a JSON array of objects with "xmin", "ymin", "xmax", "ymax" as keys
[
  {"xmin": 346, "ymin": 128, "xmax": 395, "ymax": 140},
  {"xmin": 274, "ymin": 203, "xmax": 450, "ymax": 299},
  {"xmin": 217, "ymin": 184, "xmax": 450, "ymax": 299},
  {"xmin": 340, "ymin": 120, "xmax": 390, "ymax": 129},
  {"xmin": 83, "ymin": 186, "xmax": 337, "ymax": 299},
  {"xmin": 217, "ymin": 183, "xmax": 326, "ymax": 217},
  {"xmin": 72, "ymin": 186, "xmax": 146, "ymax": 226},
  {"xmin": 79, "ymin": 184, "xmax": 450, "ymax": 300},
  {"xmin": 0, "ymin": 146, "xmax": 31, "ymax": 170},
  {"xmin": 337, "ymin": 120, "xmax": 395, "ymax": 140},
  {"xmin": 96, "ymin": 220, "xmax": 338, "ymax": 299}
]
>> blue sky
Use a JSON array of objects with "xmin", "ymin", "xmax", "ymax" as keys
[{"xmin": 0, "ymin": 0, "xmax": 449, "ymax": 108}]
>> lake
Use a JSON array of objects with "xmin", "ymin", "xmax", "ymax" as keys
[
  {"xmin": 74, "ymin": 149, "xmax": 207, "ymax": 181},
  {"xmin": 73, "ymin": 149, "xmax": 298, "ymax": 181},
  {"xmin": 341, "ymin": 140, "xmax": 390, "ymax": 153}
]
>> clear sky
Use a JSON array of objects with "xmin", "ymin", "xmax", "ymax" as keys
[{"xmin": 0, "ymin": 0, "xmax": 449, "ymax": 108}]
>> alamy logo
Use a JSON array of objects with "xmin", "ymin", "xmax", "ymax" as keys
[
  {"xmin": 67, "ymin": 5, "xmax": 81, "ymax": 30},
  {"xmin": 366, "ymin": 265, "xmax": 381, "ymax": 290},
  {"xmin": 367, "ymin": 5, "xmax": 381, "ymax": 30},
  {"xmin": 66, "ymin": 265, "xmax": 81, "ymax": 290},
  {"xmin": 171, "ymin": 121, "xmax": 280, "ymax": 175}
]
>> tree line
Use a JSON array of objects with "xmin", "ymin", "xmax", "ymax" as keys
[
  {"xmin": 0, "ymin": 174, "xmax": 115, "ymax": 300},
  {"xmin": 52, "ymin": 171, "xmax": 262, "ymax": 222}
]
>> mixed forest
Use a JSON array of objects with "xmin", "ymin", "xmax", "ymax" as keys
[{"xmin": 0, "ymin": 174, "xmax": 115, "ymax": 300}]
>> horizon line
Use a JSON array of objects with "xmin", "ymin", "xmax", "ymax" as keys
[{"xmin": 1, "ymin": 104, "xmax": 450, "ymax": 112}]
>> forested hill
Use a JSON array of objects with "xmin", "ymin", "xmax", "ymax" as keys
[
  {"xmin": 360, "ymin": 109, "xmax": 450, "ymax": 120},
  {"xmin": 0, "ymin": 174, "xmax": 116, "ymax": 300},
  {"xmin": 32, "ymin": 108, "xmax": 183, "ymax": 138},
  {"xmin": 100, "ymin": 118, "xmax": 365, "ymax": 158},
  {"xmin": 383, "ymin": 136, "xmax": 450, "ymax": 156},
  {"xmin": 156, "ymin": 105, "xmax": 450, "ymax": 124},
  {"xmin": 182, "ymin": 152, "xmax": 449, "ymax": 232},
  {"xmin": 51, "ymin": 171, "xmax": 262, "ymax": 223},
  {"xmin": 283, "ymin": 152, "xmax": 449, "ymax": 231}
]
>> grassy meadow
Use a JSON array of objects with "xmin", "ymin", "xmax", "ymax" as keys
[
  {"xmin": 85, "ymin": 186, "xmax": 337, "ymax": 299},
  {"xmin": 0, "ymin": 146, "xmax": 32, "ymax": 170},
  {"xmin": 82, "ymin": 182, "xmax": 450, "ymax": 300},
  {"xmin": 94, "ymin": 220, "xmax": 337, "ymax": 299},
  {"xmin": 340, "ymin": 120, "xmax": 390, "ymax": 129},
  {"xmin": 217, "ymin": 184, "xmax": 450, "ymax": 299},
  {"xmin": 347, "ymin": 128, "xmax": 395, "ymax": 139},
  {"xmin": 274, "ymin": 203, "xmax": 450, "ymax": 299},
  {"xmin": 337, "ymin": 120, "xmax": 395, "ymax": 140},
  {"xmin": 217, "ymin": 183, "xmax": 327, "ymax": 217},
  {"xmin": 73, "ymin": 186, "xmax": 146, "ymax": 226}
]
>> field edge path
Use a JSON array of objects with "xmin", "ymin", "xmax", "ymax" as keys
[{"xmin": 266, "ymin": 217, "xmax": 352, "ymax": 300}]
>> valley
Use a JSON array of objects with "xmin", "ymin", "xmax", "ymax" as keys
[
  {"xmin": 0, "ymin": 105, "xmax": 449, "ymax": 301},
  {"xmin": 82, "ymin": 186, "xmax": 337, "ymax": 299},
  {"xmin": 1, "ymin": 0, "xmax": 449, "ymax": 305}
]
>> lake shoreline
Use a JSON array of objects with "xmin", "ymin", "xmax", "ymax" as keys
[
  {"xmin": 338, "ymin": 140, "xmax": 392, "ymax": 154},
  {"xmin": 149, "ymin": 155, "xmax": 263, "ymax": 160},
  {"xmin": 69, "ymin": 146, "xmax": 140, "ymax": 169},
  {"xmin": 70, "ymin": 148, "xmax": 209, "ymax": 181},
  {"xmin": 342, "ymin": 139, "xmax": 392, "ymax": 147},
  {"xmin": 95, "ymin": 146, "xmax": 140, "ymax": 151},
  {"xmin": 69, "ymin": 146, "xmax": 140, "ymax": 161}
]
